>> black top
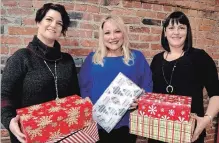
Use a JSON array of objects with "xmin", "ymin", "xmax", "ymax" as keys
[
  {"xmin": 150, "ymin": 47, "xmax": 219, "ymax": 137},
  {"xmin": 1, "ymin": 36, "xmax": 80, "ymax": 142}
]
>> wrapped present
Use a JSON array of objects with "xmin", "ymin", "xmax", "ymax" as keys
[
  {"xmin": 16, "ymin": 95, "xmax": 93, "ymax": 143},
  {"xmin": 93, "ymin": 72, "xmax": 144, "ymax": 133},
  {"xmin": 49, "ymin": 121, "xmax": 99, "ymax": 143},
  {"xmin": 130, "ymin": 110, "xmax": 195, "ymax": 143},
  {"xmin": 138, "ymin": 93, "xmax": 192, "ymax": 122}
]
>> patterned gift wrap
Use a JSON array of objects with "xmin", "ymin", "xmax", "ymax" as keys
[
  {"xmin": 130, "ymin": 110, "xmax": 195, "ymax": 143},
  {"xmin": 138, "ymin": 93, "xmax": 192, "ymax": 122},
  {"xmin": 48, "ymin": 121, "xmax": 99, "ymax": 143},
  {"xmin": 16, "ymin": 95, "xmax": 93, "ymax": 143}
]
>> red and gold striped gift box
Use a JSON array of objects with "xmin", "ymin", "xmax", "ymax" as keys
[{"xmin": 130, "ymin": 110, "xmax": 195, "ymax": 143}]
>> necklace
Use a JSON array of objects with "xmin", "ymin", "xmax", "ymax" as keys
[
  {"xmin": 44, "ymin": 60, "xmax": 59, "ymax": 100},
  {"xmin": 162, "ymin": 51, "xmax": 184, "ymax": 93}
]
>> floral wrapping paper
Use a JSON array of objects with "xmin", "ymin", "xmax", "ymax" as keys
[
  {"xmin": 16, "ymin": 95, "xmax": 93, "ymax": 143},
  {"xmin": 130, "ymin": 110, "xmax": 195, "ymax": 143},
  {"xmin": 138, "ymin": 93, "xmax": 192, "ymax": 122}
]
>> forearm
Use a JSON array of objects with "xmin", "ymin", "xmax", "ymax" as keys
[
  {"xmin": 1, "ymin": 107, "xmax": 16, "ymax": 130},
  {"xmin": 205, "ymin": 96, "xmax": 219, "ymax": 118}
]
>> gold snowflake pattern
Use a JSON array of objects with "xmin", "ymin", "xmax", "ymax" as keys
[
  {"xmin": 84, "ymin": 108, "xmax": 90, "ymax": 117},
  {"xmin": 36, "ymin": 115, "xmax": 53, "ymax": 128},
  {"xmin": 20, "ymin": 114, "xmax": 32, "ymax": 121},
  {"xmin": 49, "ymin": 129, "xmax": 62, "ymax": 140},
  {"xmin": 51, "ymin": 122, "xmax": 58, "ymax": 127},
  {"xmin": 84, "ymin": 120, "xmax": 92, "ymax": 127},
  {"xmin": 48, "ymin": 106, "xmax": 62, "ymax": 113},
  {"xmin": 65, "ymin": 107, "xmax": 80, "ymax": 126},
  {"xmin": 26, "ymin": 127, "xmax": 42, "ymax": 140},
  {"xmin": 74, "ymin": 99, "xmax": 84, "ymax": 105},
  {"xmin": 56, "ymin": 98, "xmax": 66, "ymax": 104},
  {"xmin": 28, "ymin": 105, "xmax": 42, "ymax": 112},
  {"xmin": 57, "ymin": 116, "xmax": 63, "ymax": 121}
]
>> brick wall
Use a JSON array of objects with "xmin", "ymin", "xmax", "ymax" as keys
[{"xmin": 1, "ymin": 0, "xmax": 219, "ymax": 143}]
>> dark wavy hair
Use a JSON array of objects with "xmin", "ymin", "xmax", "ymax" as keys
[
  {"xmin": 35, "ymin": 3, "xmax": 70, "ymax": 36},
  {"xmin": 161, "ymin": 11, "xmax": 193, "ymax": 52}
]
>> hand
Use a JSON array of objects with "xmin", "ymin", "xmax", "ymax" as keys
[
  {"xmin": 9, "ymin": 115, "xmax": 27, "ymax": 143},
  {"xmin": 191, "ymin": 114, "xmax": 210, "ymax": 142},
  {"xmin": 129, "ymin": 98, "xmax": 138, "ymax": 110}
]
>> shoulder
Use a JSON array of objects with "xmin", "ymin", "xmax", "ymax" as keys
[
  {"xmin": 152, "ymin": 51, "xmax": 165, "ymax": 61},
  {"xmin": 131, "ymin": 49, "xmax": 145, "ymax": 59},
  {"xmin": 188, "ymin": 47, "xmax": 212, "ymax": 61},
  {"xmin": 8, "ymin": 48, "xmax": 31, "ymax": 62}
]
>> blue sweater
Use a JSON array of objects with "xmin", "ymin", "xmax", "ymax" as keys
[{"xmin": 79, "ymin": 49, "xmax": 153, "ymax": 129}]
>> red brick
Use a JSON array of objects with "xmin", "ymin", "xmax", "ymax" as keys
[
  {"xmin": 129, "ymin": 26, "xmax": 150, "ymax": 33},
  {"xmin": 80, "ymin": 23, "xmax": 98, "ymax": 30},
  {"xmin": 8, "ymin": 27, "xmax": 37, "ymax": 35},
  {"xmin": 122, "ymin": 16, "xmax": 141, "ymax": 24},
  {"xmin": 151, "ymin": 27, "xmax": 162, "ymax": 34},
  {"xmin": 199, "ymin": 25, "xmax": 213, "ymax": 31},
  {"xmin": 152, "ymin": 4, "xmax": 163, "ymax": 11},
  {"xmin": 151, "ymin": 43, "xmax": 162, "ymax": 50},
  {"xmin": 23, "ymin": 37, "xmax": 33, "ymax": 45},
  {"xmin": 68, "ymin": 48, "xmax": 93, "ymax": 56},
  {"xmin": 216, "ymin": 0, "xmax": 219, "ymax": 5},
  {"xmin": 82, "ymin": 13, "xmax": 93, "ymax": 21},
  {"xmin": 130, "ymin": 43, "xmax": 149, "ymax": 49},
  {"xmin": 2, "ymin": 0, "xmax": 17, "ymax": 7},
  {"xmin": 87, "ymin": 5, "xmax": 99, "ymax": 13},
  {"xmin": 136, "ymin": 10, "xmax": 157, "ymax": 18},
  {"xmin": 32, "ymin": 1, "xmax": 45, "ymax": 9},
  {"xmin": 1, "ymin": 9, "xmax": 6, "ymax": 15},
  {"xmin": 67, "ymin": 29, "xmax": 92, "ymax": 38},
  {"xmin": 202, "ymin": 19, "xmax": 216, "ymax": 26},
  {"xmin": 157, "ymin": 12, "xmax": 167, "ymax": 19},
  {"xmin": 80, "ymin": 40, "xmax": 98, "ymax": 47},
  {"xmin": 74, "ymin": 4, "xmax": 87, "ymax": 11},
  {"xmin": 140, "ymin": 35, "xmax": 160, "ymax": 42},
  {"xmin": 123, "ymin": 1, "xmax": 133, "ymax": 8},
  {"xmin": 61, "ymin": 3, "xmax": 74, "ymax": 11},
  {"xmin": 142, "ymin": 3, "xmax": 152, "ymax": 10},
  {"xmin": 1, "ymin": 46, "xmax": 9, "ymax": 54},
  {"xmin": 18, "ymin": 1, "xmax": 32, "ymax": 7},
  {"xmin": 77, "ymin": 0, "xmax": 99, "ymax": 4},
  {"xmin": 22, "ymin": 17, "xmax": 36, "ymax": 25},
  {"xmin": 111, "ymin": 8, "xmax": 136, "ymax": 16},
  {"xmin": 163, "ymin": 6, "xmax": 172, "ymax": 12},
  {"xmin": 93, "ymin": 14, "xmax": 104, "ymax": 22},
  {"xmin": 58, "ymin": 39, "xmax": 79, "ymax": 46},
  {"xmin": 129, "ymin": 34, "xmax": 140, "ymax": 41},
  {"xmin": 133, "ymin": 1, "xmax": 142, "ymax": 8},
  {"xmin": 8, "ymin": 8, "xmax": 34, "ymax": 16},
  {"xmin": 100, "ymin": 7, "xmax": 110, "ymax": 14},
  {"xmin": 1, "ymin": 36, "xmax": 22, "ymax": 44}
]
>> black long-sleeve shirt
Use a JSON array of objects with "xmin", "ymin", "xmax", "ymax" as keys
[{"xmin": 1, "ymin": 36, "xmax": 80, "ymax": 142}]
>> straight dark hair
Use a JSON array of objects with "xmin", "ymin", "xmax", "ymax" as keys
[
  {"xmin": 161, "ymin": 11, "xmax": 193, "ymax": 52},
  {"xmin": 35, "ymin": 3, "xmax": 70, "ymax": 36}
]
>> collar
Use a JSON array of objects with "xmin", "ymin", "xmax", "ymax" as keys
[{"xmin": 28, "ymin": 36, "xmax": 62, "ymax": 61}]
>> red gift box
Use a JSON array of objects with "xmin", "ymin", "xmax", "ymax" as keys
[
  {"xmin": 16, "ymin": 95, "xmax": 93, "ymax": 143},
  {"xmin": 138, "ymin": 93, "xmax": 191, "ymax": 122}
]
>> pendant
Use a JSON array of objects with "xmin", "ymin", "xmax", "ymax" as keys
[{"xmin": 166, "ymin": 85, "xmax": 173, "ymax": 93}]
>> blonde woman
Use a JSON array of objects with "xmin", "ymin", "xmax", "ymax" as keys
[{"xmin": 79, "ymin": 15, "xmax": 153, "ymax": 143}]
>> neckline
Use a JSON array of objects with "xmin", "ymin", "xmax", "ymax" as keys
[{"xmin": 162, "ymin": 51, "xmax": 184, "ymax": 63}]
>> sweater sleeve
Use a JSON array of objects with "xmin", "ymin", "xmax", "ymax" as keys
[
  {"xmin": 78, "ymin": 52, "xmax": 93, "ymax": 99},
  {"xmin": 200, "ymin": 50, "xmax": 219, "ymax": 97},
  {"xmin": 137, "ymin": 51, "xmax": 153, "ymax": 92},
  {"xmin": 1, "ymin": 49, "xmax": 27, "ymax": 130}
]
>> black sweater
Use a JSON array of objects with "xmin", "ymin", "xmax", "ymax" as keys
[
  {"xmin": 150, "ymin": 47, "xmax": 219, "ymax": 138},
  {"xmin": 1, "ymin": 36, "xmax": 80, "ymax": 142}
]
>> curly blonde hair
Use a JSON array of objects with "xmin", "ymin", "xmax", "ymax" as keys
[{"xmin": 92, "ymin": 15, "xmax": 133, "ymax": 66}]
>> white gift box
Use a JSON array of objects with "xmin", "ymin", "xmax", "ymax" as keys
[{"xmin": 92, "ymin": 72, "xmax": 144, "ymax": 133}]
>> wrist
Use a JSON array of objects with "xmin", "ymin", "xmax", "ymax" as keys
[{"xmin": 204, "ymin": 114, "xmax": 213, "ymax": 125}]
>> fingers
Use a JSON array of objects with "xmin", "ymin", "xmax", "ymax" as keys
[{"xmin": 9, "ymin": 116, "xmax": 27, "ymax": 143}]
